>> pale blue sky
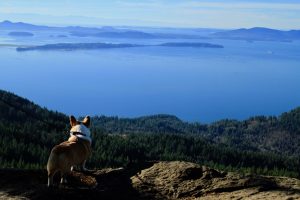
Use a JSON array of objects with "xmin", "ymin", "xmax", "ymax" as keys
[{"xmin": 0, "ymin": 0, "xmax": 300, "ymax": 29}]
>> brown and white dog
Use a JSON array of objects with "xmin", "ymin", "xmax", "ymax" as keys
[{"xmin": 47, "ymin": 115, "xmax": 92, "ymax": 187}]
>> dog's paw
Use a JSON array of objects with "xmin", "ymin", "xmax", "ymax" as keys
[
  {"xmin": 81, "ymin": 167, "xmax": 88, "ymax": 172},
  {"xmin": 60, "ymin": 177, "xmax": 68, "ymax": 184},
  {"xmin": 47, "ymin": 184, "xmax": 58, "ymax": 189}
]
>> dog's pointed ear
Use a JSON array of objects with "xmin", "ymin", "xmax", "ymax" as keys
[
  {"xmin": 70, "ymin": 115, "xmax": 77, "ymax": 127},
  {"xmin": 82, "ymin": 116, "xmax": 91, "ymax": 127}
]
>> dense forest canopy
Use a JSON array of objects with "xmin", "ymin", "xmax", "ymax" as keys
[
  {"xmin": 92, "ymin": 108, "xmax": 300, "ymax": 157},
  {"xmin": 0, "ymin": 89, "xmax": 299, "ymax": 178}
]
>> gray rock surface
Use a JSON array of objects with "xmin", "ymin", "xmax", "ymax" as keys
[
  {"xmin": 0, "ymin": 161, "xmax": 299, "ymax": 200},
  {"xmin": 131, "ymin": 161, "xmax": 300, "ymax": 200}
]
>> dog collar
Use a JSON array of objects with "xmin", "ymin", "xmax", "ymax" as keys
[{"xmin": 70, "ymin": 131, "xmax": 87, "ymax": 136}]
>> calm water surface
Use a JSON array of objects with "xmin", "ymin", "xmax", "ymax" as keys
[{"xmin": 0, "ymin": 39, "xmax": 300, "ymax": 122}]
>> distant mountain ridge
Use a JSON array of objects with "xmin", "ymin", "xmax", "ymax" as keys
[
  {"xmin": 0, "ymin": 20, "xmax": 103, "ymax": 32},
  {"xmin": 211, "ymin": 27, "xmax": 300, "ymax": 41},
  {"xmin": 0, "ymin": 20, "xmax": 47, "ymax": 30},
  {"xmin": 0, "ymin": 20, "xmax": 206, "ymax": 39},
  {"xmin": 2, "ymin": 20, "xmax": 299, "ymax": 41}
]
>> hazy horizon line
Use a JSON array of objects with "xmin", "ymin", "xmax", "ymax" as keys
[{"xmin": 1, "ymin": 19, "xmax": 299, "ymax": 31}]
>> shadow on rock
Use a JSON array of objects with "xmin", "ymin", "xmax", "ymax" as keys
[
  {"xmin": 1, "ymin": 161, "xmax": 300, "ymax": 200},
  {"xmin": 0, "ymin": 162, "xmax": 156, "ymax": 200}
]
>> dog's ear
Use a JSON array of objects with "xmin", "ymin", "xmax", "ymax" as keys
[
  {"xmin": 70, "ymin": 115, "xmax": 77, "ymax": 127},
  {"xmin": 82, "ymin": 116, "xmax": 91, "ymax": 127}
]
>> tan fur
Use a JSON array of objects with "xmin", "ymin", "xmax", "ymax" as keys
[{"xmin": 47, "ymin": 116, "xmax": 91, "ymax": 187}]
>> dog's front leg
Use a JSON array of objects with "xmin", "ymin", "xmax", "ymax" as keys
[
  {"xmin": 60, "ymin": 175, "xmax": 68, "ymax": 184},
  {"xmin": 81, "ymin": 160, "xmax": 88, "ymax": 171},
  {"xmin": 48, "ymin": 176, "xmax": 53, "ymax": 187}
]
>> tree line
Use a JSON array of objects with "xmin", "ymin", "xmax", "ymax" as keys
[{"xmin": 0, "ymin": 89, "xmax": 299, "ymax": 178}]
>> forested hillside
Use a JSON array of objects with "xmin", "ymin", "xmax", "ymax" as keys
[
  {"xmin": 0, "ymin": 90, "xmax": 67, "ymax": 168},
  {"xmin": 92, "ymin": 108, "xmax": 300, "ymax": 157},
  {"xmin": 0, "ymin": 89, "xmax": 299, "ymax": 178}
]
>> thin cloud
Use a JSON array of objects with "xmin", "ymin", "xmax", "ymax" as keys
[
  {"xmin": 182, "ymin": 1, "xmax": 300, "ymax": 10},
  {"xmin": 0, "ymin": 0, "xmax": 299, "ymax": 29},
  {"xmin": 116, "ymin": 1, "xmax": 300, "ymax": 11}
]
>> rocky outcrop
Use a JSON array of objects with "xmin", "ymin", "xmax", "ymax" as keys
[
  {"xmin": 131, "ymin": 161, "xmax": 300, "ymax": 199},
  {"xmin": 0, "ymin": 161, "xmax": 299, "ymax": 200}
]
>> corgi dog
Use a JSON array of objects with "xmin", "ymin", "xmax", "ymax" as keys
[{"xmin": 47, "ymin": 115, "xmax": 92, "ymax": 187}]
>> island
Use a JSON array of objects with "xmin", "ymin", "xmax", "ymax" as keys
[
  {"xmin": 8, "ymin": 31, "xmax": 34, "ymax": 37},
  {"xmin": 57, "ymin": 34, "xmax": 68, "ymax": 38},
  {"xmin": 16, "ymin": 43, "xmax": 144, "ymax": 51},
  {"xmin": 16, "ymin": 42, "xmax": 224, "ymax": 51},
  {"xmin": 71, "ymin": 31, "xmax": 157, "ymax": 39},
  {"xmin": 159, "ymin": 42, "xmax": 224, "ymax": 48}
]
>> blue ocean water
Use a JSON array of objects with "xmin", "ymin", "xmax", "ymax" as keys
[{"xmin": 0, "ymin": 38, "xmax": 300, "ymax": 122}]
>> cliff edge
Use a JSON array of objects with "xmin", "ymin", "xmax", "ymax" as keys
[{"xmin": 0, "ymin": 161, "xmax": 299, "ymax": 200}]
